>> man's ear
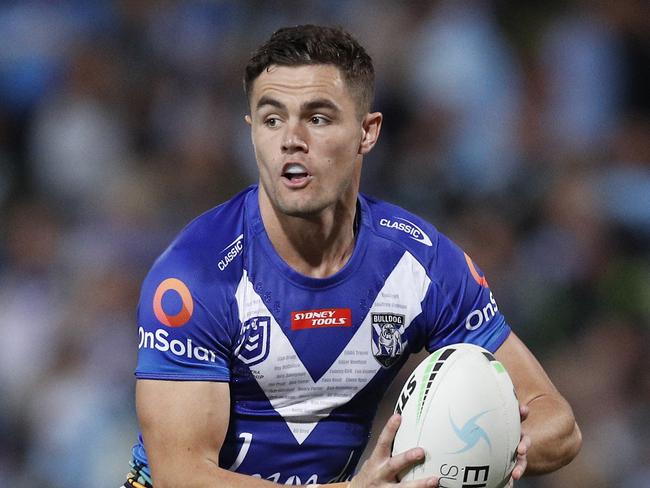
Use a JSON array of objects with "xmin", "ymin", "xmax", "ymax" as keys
[
  {"xmin": 245, "ymin": 114, "xmax": 252, "ymax": 126},
  {"xmin": 359, "ymin": 112, "xmax": 383, "ymax": 155}
]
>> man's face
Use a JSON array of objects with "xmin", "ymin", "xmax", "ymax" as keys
[{"xmin": 247, "ymin": 64, "xmax": 375, "ymax": 218}]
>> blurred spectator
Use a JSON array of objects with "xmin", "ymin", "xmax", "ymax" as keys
[
  {"xmin": 541, "ymin": 318, "xmax": 650, "ymax": 487},
  {"xmin": 0, "ymin": 199, "xmax": 64, "ymax": 405},
  {"xmin": 24, "ymin": 262, "xmax": 139, "ymax": 487},
  {"xmin": 28, "ymin": 41, "xmax": 130, "ymax": 214},
  {"xmin": 595, "ymin": 116, "xmax": 650, "ymax": 238},
  {"xmin": 0, "ymin": 198, "xmax": 66, "ymax": 481},
  {"xmin": 407, "ymin": 0, "xmax": 523, "ymax": 197},
  {"xmin": 539, "ymin": 2, "xmax": 624, "ymax": 156}
]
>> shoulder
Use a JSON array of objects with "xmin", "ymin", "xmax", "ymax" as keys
[
  {"xmin": 144, "ymin": 186, "xmax": 254, "ymax": 298},
  {"xmin": 361, "ymin": 196, "xmax": 510, "ymax": 352},
  {"xmin": 361, "ymin": 193, "xmax": 441, "ymax": 261},
  {"xmin": 361, "ymin": 194, "xmax": 478, "ymax": 287}
]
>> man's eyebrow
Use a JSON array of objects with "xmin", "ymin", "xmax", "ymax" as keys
[
  {"xmin": 301, "ymin": 98, "xmax": 341, "ymax": 113},
  {"xmin": 255, "ymin": 96, "xmax": 341, "ymax": 114},
  {"xmin": 256, "ymin": 96, "xmax": 286, "ymax": 111}
]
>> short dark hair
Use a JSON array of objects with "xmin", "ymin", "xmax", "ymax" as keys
[{"xmin": 244, "ymin": 25, "xmax": 375, "ymax": 115}]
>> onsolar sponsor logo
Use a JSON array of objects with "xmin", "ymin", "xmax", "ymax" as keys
[
  {"xmin": 464, "ymin": 292, "xmax": 499, "ymax": 331},
  {"xmin": 152, "ymin": 278, "xmax": 193, "ymax": 327},
  {"xmin": 138, "ymin": 327, "xmax": 218, "ymax": 363},
  {"xmin": 291, "ymin": 308, "xmax": 352, "ymax": 330},
  {"xmin": 379, "ymin": 217, "xmax": 432, "ymax": 246}
]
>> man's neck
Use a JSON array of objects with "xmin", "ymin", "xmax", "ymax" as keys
[{"xmin": 259, "ymin": 195, "xmax": 358, "ymax": 279}]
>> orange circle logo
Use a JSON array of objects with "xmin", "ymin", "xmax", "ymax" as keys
[
  {"xmin": 464, "ymin": 253, "xmax": 489, "ymax": 288},
  {"xmin": 153, "ymin": 278, "xmax": 194, "ymax": 327}
]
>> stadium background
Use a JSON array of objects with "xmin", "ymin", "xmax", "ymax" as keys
[{"xmin": 0, "ymin": 1, "xmax": 647, "ymax": 486}]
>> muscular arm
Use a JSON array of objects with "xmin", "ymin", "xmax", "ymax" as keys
[
  {"xmin": 137, "ymin": 380, "xmax": 292, "ymax": 488},
  {"xmin": 494, "ymin": 333, "xmax": 582, "ymax": 475}
]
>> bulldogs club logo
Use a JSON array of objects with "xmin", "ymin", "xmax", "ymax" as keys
[
  {"xmin": 371, "ymin": 313, "xmax": 406, "ymax": 368},
  {"xmin": 235, "ymin": 316, "xmax": 271, "ymax": 365}
]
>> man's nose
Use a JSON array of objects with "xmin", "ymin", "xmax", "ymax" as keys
[{"xmin": 281, "ymin": 122, "xmax": 308, "ymax": 153}]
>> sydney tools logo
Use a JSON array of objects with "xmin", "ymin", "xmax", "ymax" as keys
[{"xmin": 291, "ymin": 308, "xmax": 352, "ymax": 329}]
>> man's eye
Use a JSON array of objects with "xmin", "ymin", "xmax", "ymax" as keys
[
  {"xmin": 310, "ymin": 116, "xmax": 329, "ymax": 125},
  {"xmin": 264, "ymin": 117, "xmax": 280, "ymax": 128}
]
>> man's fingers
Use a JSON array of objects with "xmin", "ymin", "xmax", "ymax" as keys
[
  {"xmin": 385, "ymin": 446, "xmax": 425, "ymax": 476},
  {"xmin": 368, "ymin": 414, "xmax": 439, "ymax": 487},
  {"xmin": 511, "ymin": 434, "xmax": 531, "ymax": 480},
  {"xmin": 401, "ymin": 476, "xmax": 439, "ymax": 488},
  {"xmin": 512, "ymin": 461, "xmax": 527, "ymax": 480},
  {"xmin": 387, "ymin": 449, "xmax": 438, "ymax": 487},
  {"xmin": 373, "ymin": 413, "xmax": 402, "ymax": 458},
  {"xmin": 510, "ymin": 404, "xmax": 530, "ymax": 482},
  {"xmin": 519, "ymin": 403, "xmax": 529, "ymax": 421},
  {"xmin": 517, "ymin": 433, "xmax": 532, "ymax": 456}
]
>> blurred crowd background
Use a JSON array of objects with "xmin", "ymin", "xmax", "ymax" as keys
[{"xmin": 0, "ymin": 1, "xmax": 647, "ymax": 487}]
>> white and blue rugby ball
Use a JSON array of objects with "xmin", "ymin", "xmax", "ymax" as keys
[{"xmin": 392, "ymin": 343, "xmax": 520, "ymax": 488}]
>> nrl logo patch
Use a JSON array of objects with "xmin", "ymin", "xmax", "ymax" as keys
[
  {"xmin": 371, "ymin": 313, "xmax": 407, "ymax": 368},
  {"xmin": 235, "ymin": 316, "xmax": 271, "ymax": 365}
]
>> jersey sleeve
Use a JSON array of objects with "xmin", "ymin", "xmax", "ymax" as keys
[
  {"xmin": 135, "ymin": 246, "xmax": 235, "ymax": 381},
  {"xmin": 424, "ymin": 233, "xmax": 511, "ymax": 353}
]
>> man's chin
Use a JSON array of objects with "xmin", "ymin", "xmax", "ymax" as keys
[
  {"xmin": 273, "ymin": 193, "xmax": 332, "ymax": 218},
  {"xmin": 277, "ymin": 203, "xmax": 324, "ymax": 219}
]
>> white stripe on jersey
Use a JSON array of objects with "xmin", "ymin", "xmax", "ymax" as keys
[{"xmin": 234, "ymin": 251, "xmax": 431, "ymax": 444}]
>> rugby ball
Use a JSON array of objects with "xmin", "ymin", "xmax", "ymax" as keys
[{"xmin": 392, "ymin": 344, "xmax": 520, "ymax": 488}]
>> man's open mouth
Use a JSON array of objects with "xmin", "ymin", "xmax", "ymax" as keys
[{"xmin": 282, "ymin": 163, "xmax": 310, "ymax": 181}]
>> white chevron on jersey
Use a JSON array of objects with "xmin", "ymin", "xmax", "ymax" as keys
[{"xmin": 234, "ymin": 251, "xmax": 432, "ymax": 444}]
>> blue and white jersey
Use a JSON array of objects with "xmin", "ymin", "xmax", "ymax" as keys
[{"xmin": 132, "ymin": 185, "xmax": 511, "ymax": 485}]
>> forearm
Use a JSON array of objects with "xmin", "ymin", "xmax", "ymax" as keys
[{"xmin": 522, "ymin": 393, "xmax": 582, "ymax": 475}]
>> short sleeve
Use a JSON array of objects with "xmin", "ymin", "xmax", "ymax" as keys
[
  {"xmin": 424, "ymin": 234, "xmax": 511, "ymax": 353},
  {"xmin": 135, "ymin": 248, "xmax": 234, "ymax": 381}
]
